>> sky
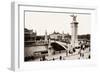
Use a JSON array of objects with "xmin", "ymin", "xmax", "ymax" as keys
[{"xmin": 25, "ymin": 11, "xmax": 91, "ymax": 35}]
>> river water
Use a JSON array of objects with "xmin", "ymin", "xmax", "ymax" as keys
[{"xmin": 24, "ymin": 45, "xmax": 48, "ymax": 57}]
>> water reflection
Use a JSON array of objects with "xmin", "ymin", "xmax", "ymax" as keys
[{"xmin": 24, "ymin": 46, "xmax": 48, "ymax": 57}]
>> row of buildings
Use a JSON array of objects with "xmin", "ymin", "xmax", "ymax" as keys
[
  {"xmin": 24, "ymin": 28, "xmax": 90, "ymax": 46},
  {"xmin": 24, "ymin": 28, "xmax": 71, "ymax": 46}
]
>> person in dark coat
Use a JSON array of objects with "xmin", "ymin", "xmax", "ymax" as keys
[{"xmin": 60, "ymin": 56, "xmax": 62, "ymax": 60}]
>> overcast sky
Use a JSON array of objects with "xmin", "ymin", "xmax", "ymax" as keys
[{"xmin": 25, "ymin": 11, "xmax": 91, "ymax": 35}]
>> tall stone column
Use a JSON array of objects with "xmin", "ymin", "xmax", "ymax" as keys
[
  {"xmin": 70, "ymin": 15, "xmax": 78, "ymax": 48},
  {"xmin": 45, "ymin": 30, "xmax": 48, "ymax": 42},
  {"xmin": 62, "ymin": 31, "xmax": 65, "ymax": 40}
]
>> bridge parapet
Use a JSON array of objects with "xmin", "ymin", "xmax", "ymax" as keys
[{"xmin": 49, "ymin": 40, "xmax": 68, "ymax": 51}]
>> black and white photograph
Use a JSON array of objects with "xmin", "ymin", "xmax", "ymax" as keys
[
  {"xmin": 24, "ymin": 11, "xmax": 91, "ymax": 62},
  {"xmin": 0, "ymin": 0, "xmax": 98, "ymax": 72}
]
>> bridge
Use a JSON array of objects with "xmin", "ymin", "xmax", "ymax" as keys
[{"xmin": 49, "ymin": 40, "xmax": 68, "ymax": 51}]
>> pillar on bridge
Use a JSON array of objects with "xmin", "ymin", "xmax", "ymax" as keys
[
  {"xmin": 35, "ymin": 30, "xmax": 37, "ymax": 42},
  {"xmin": 62, "ymin": 31, "xmax": 65, "ymax": 41},
  {"xmin": 70, "ymin": 14, "xmax": 79, "ymax": 48},
  {"xmin": 45, "ymin": 30, "xmax": 48, "ymax": 42},
  {"xmin": 48, "ymin": 39, "xmax": 54, "ymax": 56}
]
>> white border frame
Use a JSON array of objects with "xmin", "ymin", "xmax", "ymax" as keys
[{"xmin": 11, "ymin": 2, "xmax": 97, "ymax": 71}]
